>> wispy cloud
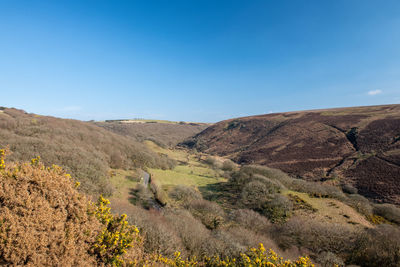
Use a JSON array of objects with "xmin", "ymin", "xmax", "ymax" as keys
[{"xmin": 367, "ymin": 89, "xmax": 382, "ymax": 96}]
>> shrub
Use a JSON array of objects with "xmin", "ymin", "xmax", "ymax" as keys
[
  {"xmin": 342, "ymin": 183, "xmax": 358, "ymax": 194},
  {"xmin": 272, "ymin": 217, "xmax": 357, "ymax": 256},
  {"xmin": 92, "ymin": 196, "xmax": 142, "ymax": 266},
  {"xmin": 261, "ymin": 195, "xmax": 293, "ymax": 223},
  {"xmin": 351, "ymin": 224, "xmax": 400, "ymax": 267},
  {"xmin": 229, "ymin": 170, "xmax": 252, "ymax": 187},
  {"xmin": 229, "ymin": 209, "xmax": 271, "ymax": 233},
  {"xmin": 149, "ymin": 179, "xmax": 168, "ymax": 206},
  {"xmin": 252, "ymin": 174, "xmax": 284, "ymax": 192},
  {"xmin": 0, "ymin": 153, "xmax": 146, "ymax": 266},
  {"xmin": 187, "ymin": 199, "xmax": 225, "ymax": 230},
  {"xmin": 0, "ymin": 155, "xmax": 102, "ymax": 266},
  {"xmin": 221, "ymin": 159, "xmax": 236, "ymax": 171},
  {"xmin": 169, "ymin": 185, "xmax": 203, "ymax": 203},
  {"xmin": 204, "ymin": 243, "xmax": 314, "ymax": 267},
  {"xmin": 240, "ymin": 181, "xmax": 273, "ymax": 209},
  {"xmin": 212, "ymin": 227, "xmax": 280, "ymax": 259},
  {"xmin": 164, "ymin": 209, "xmax": 218, "ymax": 257},
  {"xmin": 316, "ymin": 251, "xmax": 345, "ymax": 267},
  {"xmin": 346, "ymin": 194, "xmax": 373, "ymax": 217},
  {"xmin": 204, "ymin": 156, "xmax": 222, "ymax": 169},
  {"xmin": 373, "ymin": 203, "xmax": 400, "ymax": 225},
  {"xmin": 121, "ymin": 206, "xmax": 185, "ymax": 257},
  {"xmin": 240, "ymin": 165, "xmax": 292, "ymax": 185}
]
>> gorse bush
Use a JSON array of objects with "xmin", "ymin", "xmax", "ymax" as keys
[
  {"xmin": 0, "ymin": 153, "xmax": 144, "ymax": 266},
  {"xmin": 92, "ymin": 196, "xmax": 142, "ymax": 266},
  {"xmin": 0, "ymin": 152, "xmax": 101, "ymax": 265},
  {"xmin": 202, "ymin": 243, "xmax": 314, "ymax": 267}
]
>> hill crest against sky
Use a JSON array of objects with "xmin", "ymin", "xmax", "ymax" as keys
[
  {"xmin": 181, "ymin": 104, "xmax": 400, "ymax": 204},
  {"xmin": 1, "ymin": 1, "xmax": 400, "ymax": 121}
]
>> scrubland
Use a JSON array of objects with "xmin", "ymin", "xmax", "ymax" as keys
[
  {"xmin": 1, "ymin": 107, "xmax": 400, "ymax": 266},
  {"xmin": 109, "ymin": 142, "xmax": 400, "ymax": 266},
  {"xmin": 0, "ymin": 151, "xmax": 314, "ymax": 266},
  {"xmin": 0, "ymin": 108, "xmax": 175, "ymax": 196}
]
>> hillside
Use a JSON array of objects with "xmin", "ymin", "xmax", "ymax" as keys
[
  {"xmin": 0, "ymin": 153, "xmax": 317, "ymax": 266},
  {"xmin": 0, "ymin": 107, "xmax": 175, "ymax": 196},
  {"xmin": 108, "ymin": 142, "xmax": 400, "ymax": 266},
  {"xmin": 181, "ymin": 104, "xmax": 400, "ymax": 204},
  {"xmin": 95, "ymin": 119, "xmax": 210, "ymax": 148}
]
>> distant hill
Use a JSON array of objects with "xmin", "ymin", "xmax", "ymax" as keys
[
  {"xmin": 95, "ymin": 119, "xmax": 210, "ymax": 148},
  {"xmin": 0, "ymin": 107, "xmax": 174, "ymax": 196},
  {"xmin": 181, "ymin": 105, "xmax": 400, "ymax": 204}
]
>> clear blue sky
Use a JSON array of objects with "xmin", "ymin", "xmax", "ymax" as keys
[{"xmin": 1, "ymin": 0, "xmax": 399, "ymax": 122}]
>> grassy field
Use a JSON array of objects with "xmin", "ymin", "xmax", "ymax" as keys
[
  {"xmin": 109, "ymin": 169, "xmax": 141, "ymax": 200},
  {"xmin": 283, "ymin": 190, "xmax": 373, "ymax": 228},
  {"xmin": 108, "ymin": 141, "xmax": 226, "ymax": 210},
  {"xmin": 149, "ymin": 165, "xmax": 224, "ymax": 189},
  {"xmin": 145, "ymin": 140, "xmax": 227, "ymax": 191}
]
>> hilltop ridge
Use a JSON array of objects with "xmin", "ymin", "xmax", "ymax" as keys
[{"xmin": 181, "ymin": 104, "xmax": 400, "ymax": 204}]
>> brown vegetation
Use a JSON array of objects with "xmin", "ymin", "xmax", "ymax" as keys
[
  {"xmin": 0, "ymin": 108, "xmax": 174, "ymax": 196},
  {"xmin": 181, "ymin": 104, "xmax": 400, "ymax": 204},
  {"xmin": 0, "ymin": 155, "xmax": 101, "ymax": 265},
  {"xmin": 95, "ymin": 120, "xmax": 209, "ymax": 148},
  {"xmin": 2, "ymin": 150, "xmax": 400, "ymax": 266}
]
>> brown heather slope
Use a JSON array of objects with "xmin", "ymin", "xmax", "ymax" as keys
[
  {"xmin": 95, "ymin": 120, "xmax": 210, "ymax": 147},
  {"xmin": 181, "ymin": 104, "xmax": 400, "ymax": 204}
]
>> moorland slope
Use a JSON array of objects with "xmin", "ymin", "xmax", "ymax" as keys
[
  {"xmin": 95, "ymin": 119, "xmax": 209, "ymax": 148},
  {"xmin": 0, "ymin": 107, "xmax": 174, "ymax": 195},
  {"xmin": 181, "ymin": 104, "xmax": 400, "ymax": 204}
]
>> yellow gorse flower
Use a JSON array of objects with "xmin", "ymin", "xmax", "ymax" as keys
[
  {"xmin": 0, "ymin": 149, "xmax": 5, "ymax": 170},
  {"xmin": 92, "ymin": 195, "xmax": 141, "ymax": 266}
]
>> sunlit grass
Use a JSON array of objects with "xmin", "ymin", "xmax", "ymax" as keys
[
  {"xmin": 149, "ymin": 166, "xmax": 225, "ymax": 189},
  {"xmin": 109, "ymin": 169, "xmax": 140, "ymax": 199},
  {"xmin": 283, "ymin": 190, "xmax": 373, "ymax": 227}
]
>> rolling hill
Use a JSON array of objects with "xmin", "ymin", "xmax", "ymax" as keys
[
  {"xmin": 181, "ymin": 104, "xmax": 400, "ymax": 204},
  {"xmin": 95, "ymin": 119, "xmax": 210, "ymax": 148},
  {"xmin": 0, "ymin": 107, "xmax": 175, "ymax": 196}
]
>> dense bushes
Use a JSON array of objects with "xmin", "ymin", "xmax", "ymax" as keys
[
  {"xmin": 229, "ymin": 209, "xmax": 271, "ymax": 233},
  {"xmin": 273, "ymin": 217, "xmax": 357, "ymax": 255},
  {"xmin": 238, "ymin": 165, "xmax": 346, "ymax": 200},
  {"xmin": 373, "ymin": 203, "xmax": 400, "ymax": 225},
  {"xmin": 0, "ymin": 153, "xmax": 100, "ymax": 265},
  {"xmin": 0, "ymin": 108, "xmax": 175, "ymax": 196},
  {"xmin": 0, "ymin": 153, "xmax": 143, "ymax": 266},
  {"xmin": 2, "ymin": 143, "xmax": 400, "ymax": 266},
  {"xmin": 187, "ymin": 199, "xmax": 225, "ymax": 230},
  {"xmin": 149, "ymin": 179, "xmax": 169, "ymax": 206},
  {"xmin": 169, "ymin": 185, "xmax": 203, "ymax": 203},
  {"xmin": 96, "ymin": 120, "xmax": 208, "ymax": 147},
  {"xmin": 351, "ymin": 224, "xmax": 400, "ymax": 267}
]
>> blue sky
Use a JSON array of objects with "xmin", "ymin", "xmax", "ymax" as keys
[{"xmin": 1, "ymin": 0, "xmax": 399, "ymax": 122}]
